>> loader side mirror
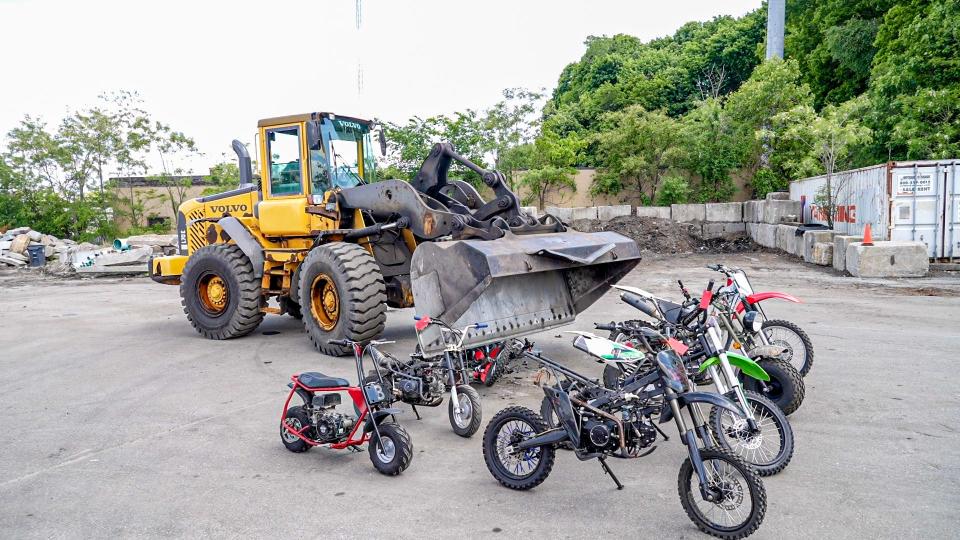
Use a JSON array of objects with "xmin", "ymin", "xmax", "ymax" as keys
[{"xmin": 378, "ymin": 127, "xmax": 387, "ymax": 157}]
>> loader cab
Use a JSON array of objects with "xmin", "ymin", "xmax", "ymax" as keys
[
  {"xmin": 257, "ymin": 113, "xmax": 379, "ymax": 202},
  {"xmin": 255, "ymin": 113, "xmax": 381, "ymax": 236}
]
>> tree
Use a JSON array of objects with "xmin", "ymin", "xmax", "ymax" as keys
[
  {"xmin": 483, "ymin": 88, "xmax": 545, "ymax": 189},
  {"xmin": 591, "ymin": 106, "xmax": 686, "ymax": 205},
  {"xmin": 518, "ymin": 131, "xmax": 582, "ymax": 209},
  {"xmin": 203, "ymin": 159, "xmax": 241, "ymax": 195},
  {"xmin": 769, "ymin": 97, "xmax": 872, "ymax": 227},
  {"xmin": 681, "ymin": 98, "xmax": 742, "ymax": 202},
  {"xmin": 724, "ymin": 58, "xmax": 812, "ymax": 173}
]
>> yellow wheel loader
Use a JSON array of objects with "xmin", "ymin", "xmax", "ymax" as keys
[{"xmin": 150, "ymin": 112, "xmax": 640, "ymax": 356}]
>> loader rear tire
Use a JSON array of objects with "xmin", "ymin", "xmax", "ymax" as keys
[
  {"xmin": 180, "ymin": 244, "xmax": 264, "ymax": 339},
  {"xmin": 299, "ymin": 243, "xmax": 386, "ymax": 356}
]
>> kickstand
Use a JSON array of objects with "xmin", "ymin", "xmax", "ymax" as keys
[
  {"xmin": 599, "ymin": 457, "xmax": 624, "ymax": 490},
  {"xmin": 411, "ymin": 404, "xmax": 422, "ymax": 420}
]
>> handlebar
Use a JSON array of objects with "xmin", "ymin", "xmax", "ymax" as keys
[
  {"xmin": 677, "ymin": 280, "xmax": 691, "ymax": 300},
  {"xmin": 327, "ymin": 339, "xmax": 352, "ymax": 347}
]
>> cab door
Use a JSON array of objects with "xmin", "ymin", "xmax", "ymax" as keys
[{"xmin": 258, "ymin": 123, "xmax": 311, "ymax": 236}]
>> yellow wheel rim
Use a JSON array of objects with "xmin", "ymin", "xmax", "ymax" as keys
[
  {"xmin": 198, "ymin": 273, "xmax": 229, "ymax": 315},
  {"xmin": 310, "ymin": 273, "xmax": 340, "ymax": 331}
]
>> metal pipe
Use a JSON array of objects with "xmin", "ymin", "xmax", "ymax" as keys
[{"xmin": 232, "ymin": 139, "xmax": 254, "ymax": 188}]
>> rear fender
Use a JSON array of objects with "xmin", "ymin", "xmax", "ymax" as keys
[
  {"xmin": 363, "ymin": 408, "xmax": 402, "ymax": 433},
  {"xmin": 735, "ymin": 291, "xmax": 801, "ymax": 313},
  {"xmin": 698, "ymin": 352, "xmax": 770, "ymax": 382},
  {"xmin": 218, "ymin": 217, "xmax": 264, "ymax": 277}
]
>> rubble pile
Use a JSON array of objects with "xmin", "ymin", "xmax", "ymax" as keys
[{"xmin": 0, "ymin": 226, "xmax": 177, "ymax": 276}]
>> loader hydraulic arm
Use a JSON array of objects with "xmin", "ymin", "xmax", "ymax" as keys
[{"xmin": 412, "ymin": 143, "xmax": 522, "ymax": 224}]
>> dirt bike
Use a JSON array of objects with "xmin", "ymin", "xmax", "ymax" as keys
[
  {"xmin": 594, "ymin": 281, "xmax": 796, "ymax": 476},
  {"xmin": 367, "ymin": 316, "xmax": 483, "ymax": 437},
  {"xmin": 466, "ymin": 339, "xmax": 530, "ymax": 387},
  {"xmin": 707, "ymin": 263, "xmax": 814, "ymax": 377},
  {"xmin": 483, "ymin": 334, "xmax": 767, "ymax": 539},
  {"xmin": 608, "ymin": 278, "xmax": 805, "ymax": 416},
  {"xmin": 280, "ymin": 338, "xmax": 413, "ymax": 475}
]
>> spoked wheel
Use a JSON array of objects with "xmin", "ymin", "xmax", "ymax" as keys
[
  {"xmin": 482, "ymin": 406, "xmax": 555, "ymax": 490},
  {"xmin": 761, "ymin": 319, "xmax": 814, "ymax": 376},
  {"xmin": 368, "ymin": 423, "xmax": 413, "ymax": 476},
  {"xmin": 709, "ymin": 390, "xmax": 794, "ymax": 476},
  {"xmin": 449, "ymin": 385, "xmax": 482, "ymax": 437},
  {"xmin": 679, "ymin": 447, "xmax": 766, "ymax": 539}
]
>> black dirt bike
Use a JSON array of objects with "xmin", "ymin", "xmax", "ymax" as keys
[
  {"xmin": 366, "ymin": 316, "xmax": 483, "ymax": 437},
  {"xmin": 483, "ymin": 334, "xmax": 766, "ymax": 539}
]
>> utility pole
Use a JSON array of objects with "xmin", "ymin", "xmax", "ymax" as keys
[{"xmin": 766, "ymin": 0, "xmax": 785, "ymax": 59}]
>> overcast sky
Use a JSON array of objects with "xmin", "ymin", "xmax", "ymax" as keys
[{"xmin": 0, "ymin": 0, "xmax": 762, "ymax": 173}]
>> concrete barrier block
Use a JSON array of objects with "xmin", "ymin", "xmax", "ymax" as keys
[
  {"xmin": 570, "ymin": 206, "xmax": 598, "ymax": 221},
  {"xmin": 597, "ymin": 205, "xmax": 632, "ymax": 221},
  {"xmin": 776, "ymin": 225, "xmax": 799, "ymax": 255},
  {"xmin": 756, "ymin": 224, "xmax": 778, "ymax": 248},
  {"xmin": 763, "ymin": 200, "xmax": 802, "ymax": 224},
  {"xmin": 833, "ymin": 235, "xmax": 863, "ymax": 273},
  {"xmin": 812, "ymin": 242, "xmax": 833, "ymax": 266},
  {"xmin": 746, "ymin": 222, "xmax": 759, "ymax": 240},
  {"xmin": 636, "ymin": 206, "xmax": 671, "ymax": 219},
  {"xmin": 846, "ymin": 241, "xmax": 929, "ymax": 278},
  {"xmin": 545, "ymin": 206, "xmax": 573, "ymax": 222},
  {"xmin": 766, "ymin": 191, "xmax": 790, "ymax": 201},
  {"xmin": 705, "ymin": 202, "xmax": 743, "ymax": 223},
  {"xmin": 700, "ymin": 222, "xmax": 746, "ymax": 240},
  {"xmin": 671, "ymin": 204, "xmax": 706, "ymax": 222},
  {"xmin": 521, "ymin": 206, "xmax": 539, "ymax": 218},
  {"xmin": 803, "ymin": 230, "xmax": 836, "ymax": 263},
  {"xmin": 743, "ymin": 200, "xmax": 765, "ymax": 223}
]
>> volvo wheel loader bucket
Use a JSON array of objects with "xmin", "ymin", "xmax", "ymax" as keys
[{"xmin": 410, "ymin": 230, "xmax": 641, "ymax": 354}]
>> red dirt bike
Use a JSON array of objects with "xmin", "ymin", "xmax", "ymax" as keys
[
  {"xmin": 467, "ymin": 339, "xmax": 531, "ymax": 387},
  {"xmin": 707, "ymin": 263, "xmax": 814, "ymax": 377},
  {"xmin": 280, "ymin": 338, "xmax": 413, "ymax": 475}
]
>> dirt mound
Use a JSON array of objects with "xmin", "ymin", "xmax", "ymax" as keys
[{"xmin": 569, "ymin": 215, "xmax": 757, "ymax": 255}]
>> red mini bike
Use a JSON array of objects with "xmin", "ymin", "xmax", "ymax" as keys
[{"xmin": 280, "ymin": 338, "xmax": 413, "ymax": 475}]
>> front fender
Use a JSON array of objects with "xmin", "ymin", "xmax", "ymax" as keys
[
  {"xmin": 659, "ymin": 392, "xmax": 742, "ymax": 423},
  {"xmin": 363, "ymin": 407, "xmax": 402, "ymax": 433},
  {"xmin": 736, "ymin": 291, "xmax": 802, "ymax": 313},
  {"xmin": 698, "ymin": 351, "xmax": 770, "ymax": 382}
]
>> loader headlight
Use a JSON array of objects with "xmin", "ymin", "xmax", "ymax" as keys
[{"xmin": 744, "ymin": 311, "xmax": 762, "ymax": 333}]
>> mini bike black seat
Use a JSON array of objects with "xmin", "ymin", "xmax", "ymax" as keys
[
  {"xmin": 657, "ymin": 299, "xmax": 696, "ymax": 324},
  {"xmin": 298, "ymin": 372, "xmax": 350, "ymax": 389}
]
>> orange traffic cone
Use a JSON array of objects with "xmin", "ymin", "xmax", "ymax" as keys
[{"xmin": 863, "ymin": 223, "xmax": 874, "ymax": 246}]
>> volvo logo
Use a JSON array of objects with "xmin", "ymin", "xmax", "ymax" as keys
[{"xmin": 210, "ymin": 204, "xmax": 248, "ymax": 213}]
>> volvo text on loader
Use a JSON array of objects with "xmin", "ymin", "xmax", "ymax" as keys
[{"xmin": 150, "ymin": 112, "xmax": 640, "ymax": 356}]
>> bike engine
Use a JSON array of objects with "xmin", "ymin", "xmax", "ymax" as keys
[
  {"xmin": 630, "ymin": 419, "xmax": 657, "ymax": 449},
  {"xmin": 309, "ymin": 394, "xmax": 355, "ymax": 443},
  {"xmin": 584, "ymin": 419, "xmax": 618, "ymax": 450}
]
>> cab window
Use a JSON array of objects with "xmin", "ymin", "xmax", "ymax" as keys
[{"xmin": 267, "ymin": 127, "xmax": 302, "ymax": 196}]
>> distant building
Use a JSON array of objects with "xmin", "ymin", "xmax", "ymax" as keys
[{"xmin": 110, "ymin": 175, "xmax": 218, "ymax": 232}]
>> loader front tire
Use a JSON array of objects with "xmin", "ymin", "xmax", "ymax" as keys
[
  {"xmin": 299, "ymin": 243, "xmax": 386, "ymax": 356},
  {"xmin": 180, "ymin": 244, "xmax": 264, "ymax": 339}
]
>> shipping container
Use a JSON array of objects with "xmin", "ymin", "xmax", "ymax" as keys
[{"xmin": 789, "ymin": 160, "xmax": 960, "ymax": 260}]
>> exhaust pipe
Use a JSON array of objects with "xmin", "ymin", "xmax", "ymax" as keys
[{"xmin": 232, "ymin": 139, "xmax": 254, "ymax": 188}]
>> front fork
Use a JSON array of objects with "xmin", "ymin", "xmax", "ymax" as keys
[
  {"xmin": 444, "ymin": 351, "xmax": 462, "ymax": 414},
  {"xmin": 667, "ymin": 391, "xmax": 719, "ymax": 502},
  {"xmin": 706, "ymin": 327, "xmax": 759, "ymax": 431}
]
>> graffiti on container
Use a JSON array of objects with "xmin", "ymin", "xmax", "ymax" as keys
[
  {"xmin": 896, "ymin": 174, "xmax": 934, "ymax": 195},
  {"xmin": 809, "ymin": 204, "xmax": 857, "ymax": 224}
]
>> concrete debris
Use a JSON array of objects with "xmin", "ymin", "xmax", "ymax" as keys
[{"xmin": 0, "ymin": 226, "xmax": 154, "ymax": 276}]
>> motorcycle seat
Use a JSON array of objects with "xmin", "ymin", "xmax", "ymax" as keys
[
  {"xmin": 656, "ymin": 299, "xmax": 696, "ymax": 324},
  {"xmin": 297, "ymin": 372, "xmax": 350, "ymax": 389}
]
